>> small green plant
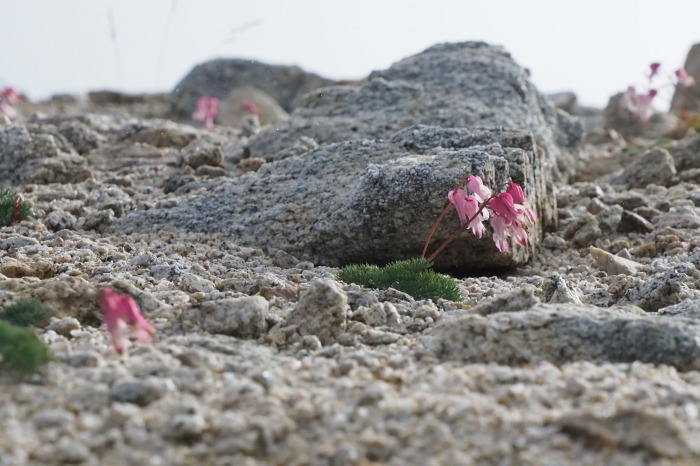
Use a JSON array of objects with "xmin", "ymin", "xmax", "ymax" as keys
[
  {"xmin": 0, "ymin": 186, "xmax": 32, "ymax": 227},
  {"xmin": 338, "ymin": 258, "xmax": 461, "ymax": 302},
  {"xmin": 0, "ymin": 321, "xmax": 52, "ymax": 374},
  {"xmin": 0, "ymin": 300, "xmax": 50, "ymax": 327}
]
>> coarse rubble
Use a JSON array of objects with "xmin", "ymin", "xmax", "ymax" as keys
[{"xmin": 3, "ymin": 41, "xmax": 700, "ymax": 465}]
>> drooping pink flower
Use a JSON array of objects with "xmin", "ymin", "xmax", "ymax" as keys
[
  {"xmin": 242, "ymin": 101, "xmax": 261, "ymax": 116},
  {"xmin": 99, "ymin": 287, "xmax": 154, "ymax": 354},
  {"xmin": 649, "ymin": 62, "xmax": 661, "ymax": 80},
  {"xmin": 506, "ymin": 183, "xmax": 537, "ymax": 222},
  {"xmin": 486, "ymin": 192, "xmax": 532, "ymax": 252},
  {"xmin": 621, "ymin": 86, "xmax": 657, "ymax": 122},
  {"xmin": 489, "ymin": 214, "xmax": 510, "ymax": 252},
  {"xmin": 447, "ymin": 189, "xmax": 488, "ymax": 238},
  {"xmin": 675, "ymin": 68, "xmax": 695, "ymax": 87},
  {"xmin": 488, "ymin": 192, "xmax": 519, "ymax": 220},
  {"xmin": 193, "ymin": 97, "xmax": 219, "ymax": 130},
  {"xmin": 0, "ymin": 87, "xmax": 20, "ymax": 120},
  {"xmin": 465, "ymin": 175, "xmax": 492, "ymax": 203}
]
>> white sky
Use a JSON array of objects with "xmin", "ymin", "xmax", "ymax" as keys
[{"xmin": 2, "ymin": 0, "xmax": 698, "ymax": 108}]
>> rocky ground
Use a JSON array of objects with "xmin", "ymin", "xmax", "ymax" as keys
[{"xmin": 3, "ymin": 41, "xmax": 700, "ymax": 465}]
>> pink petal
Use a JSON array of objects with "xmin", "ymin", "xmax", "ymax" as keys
[
  {"xmin": 649, "ymin": 62, "xmax": 661, "ymax": 80},
  {"xmin": 490, "ymin": 215, "xmax": 509, "ymax": 252},
  {"xmin": 676, "ymin": 68, "xmax": 695, "ymax": 87},
  {"xmin": 466, "ymin": 175, "xmax": 492, "ymax": 203}
]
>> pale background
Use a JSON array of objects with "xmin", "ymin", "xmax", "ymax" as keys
[{"xmin": 1, "ymin": 0, "xmax": 698, "ymax": 108}]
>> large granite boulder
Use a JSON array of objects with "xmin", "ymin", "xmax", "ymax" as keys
[
  {"xmin": 117, "ymin": 126, "xmax": 552, "ymax": 270},
  {"xmin": 171, "ymin": 58, "xmax": 337, "ymax": 117},
  {"xmin": 118, "ymin": 42, "xmax": 581, "ymax": 269},
  {"xmin": 247, "ymin": 41, "xmax": 582, "ymax": 182}
]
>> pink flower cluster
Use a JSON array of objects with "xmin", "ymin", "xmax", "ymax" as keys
[
  {"xmin": 622, "ymin": 63, "xmax": 695, "ymax": 122},
  {"xmin": 447, "ymin": 175, "xmax": 536, "ymax": 253},
  {"xmin": 99, "ymin": 287, "xmax": 155, "ymax": 354},
  {"xmin": 0, "ymin": 87, "xmax": 21, "ymax": 120},
  {"xmin": 192, "ymin": 96, "xmax": 219, "ymax": 130}
]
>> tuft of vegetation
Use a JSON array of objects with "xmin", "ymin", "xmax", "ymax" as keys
[
  {"xmin": 338, "ymin": 258, "xmax": 461, "ymax": 302},
  {"xmin": 0, "ymin": 321, "xmax": 52, "ymax": 374},
  {"xmin": 0, "ymin": 300, "xmax": 50, "ymax": 327},
  {"xmin": 0, "ymin": 186, "xmax": 32, "ymax": 227}
]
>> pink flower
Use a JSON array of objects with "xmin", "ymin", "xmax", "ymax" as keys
[
  {"xmin": 622, "ymin": 86, "xmax": 657, "ymax": 122},
  {"xmin": 242, "ymin": 101, "xmax": 261, "ymax": 116},
  {"xmin": 99, "ymin": 287, "xmax": 155, "ymax": 354},
  {"xmin": 486, "ymin": 192, "xmax": 530, "ymax": 252},
  {"xmin": 649, "ymin": 62, "xmax": 661, "ymax": 80},
  {"xmin": 447, "ymin": 189, "xmax": 488, "ymax": 238},
  {"xmin": 675, "ymin": 68, "xmax": 695, "ymax": 87},
  {"xmin": 465, "ymin": 175, "xmax": 492, "ymax": 203},
  {"xmin": 506, "ymin": 183, "xmax": 537, "ymax": 222},
  {"xmin": 0, "ymin": 87, "xmax": 20, "ymax": 120},
  {"xmin": 193, "ymin": 97, "xmax": 219, "ymax": 130}
]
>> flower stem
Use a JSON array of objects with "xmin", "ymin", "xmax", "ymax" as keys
[
  {"xmin": 421, "ymin": 203, "xmax": 451, "ymax": 259},
  {"xmin": 426, "ymin": 192, "xmax": 498, "ymax": 264}
]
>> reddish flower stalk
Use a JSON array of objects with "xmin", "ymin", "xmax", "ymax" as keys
[
  {"xmin": 424, "ymin": 191, "xmax": 498, "ymax": 263},
  {"xmin": 11, "ymin": 194, "xmax": 23, "ymax": 223},
  {"xmin": 421, "ymin": 202, "xmax": 451, "ymax": 258}
]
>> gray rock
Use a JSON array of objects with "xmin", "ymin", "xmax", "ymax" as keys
[
  {"xmin": 46, "ymin": 317, "xmax": 80, "ymax": 337},
  {"xmin": 110, "ymin": 377, "xmax": 173, "ymax": 406},
  {"xmin": 53, "ymin": 437, "xmax": 91, "ymax": 464},
  {"xmin": 622, "ymin": 263, "xmax": 700, "ymax": 312},
  {"xmin": 566, "ymin": 213, "xmax": 602, "ymax": 248},
  {"xmin": 183, "ymin": 143, "xmax": 222, "ymax": 169},
  {"xmin": 45, "ymin": 210, "xmax": 78, "ymax": 231},
  {"xmin": 671, "ymin": 133, "xmax": 700, "ymax": 171},
  {"xmin": 543, "ymin": 274, "xmax": 583, "ymax": 304},
  {"xmin": 617, "ymin": 210, "xmax": 654, "ymax": 233},
  {"xmin": 197, "ymin": 296, "xmax": 268, "ymax": 339},
  {"xmin": 65, "ymin": 350, "xmax": 103, "ymax": 368},
  {"xmin": 116, "ymin": 127, "xmax": 550, "ymax": 269},
  {"xmin": 657, "ymin": 298, "xmax": 700, "ymax": 318},
  {"xmin": 556, "ymin": 409, "xmax": 698, "ymax": 459},
  {"xmin": 80, "ymin": 209, "xmax": 115, "ymax": 231},
  {"xmin": 656, "ymin": 206, "xmax": 700, "ymax": 229},
  {"xmin": 423, "ymin": 303, "xmax": 700, "ymax": 371},
  {"xmin": 124, "ymin": 119, "xmax": 197, "ymax": 148},
  {"xmin": 589, "ymin": 246, "xmax": 644, "ymax": 276},
  {"xmin": 32, "ymin": 409, "xmax": 75, "ymax": 429},
  {"xmin": 286, "ymin": 279, "xmax": 347, "ymax": 344},
  {"xmin": 247, "ymin": 42, "xmax": 581, "ymax": 182},
  {"xmin": 57, "ymin": 119, "xmax": 105, "ymax": 154},
  {"xmin": 171, "ymin": 58, "xmax": 336, "ymax": 116},
  {"xmin": 217, "ymin": 86, "xmax": 290, "ymax": 128},
  {"xmin": 547, "ymin": 91, "xmax": 577, "ymax": 113},
  {"xmin": 469, "ymin": 287, "xmax": 540, "ymax": 315},
  {"xmin": 0, "ymin": 125, "xmax": 92, "ymax": 185},
  {"xmin": 162, "ymin": 411, "xmax": 207, "ymax": 441},
  {"xmin": 0, "ymin": 235, "xmax": 40, "ymax": 250},
  {"xmin": 353, "ymin": 302, "xmax": 401, "ymax": 329},
  {"xmin": 615, "ymin": 148, "xmax": 677, "ymax": 188}
]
